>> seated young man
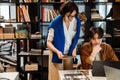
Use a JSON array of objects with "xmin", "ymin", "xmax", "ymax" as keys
[{"xmin": 79, "ymin": 27, "xmax": 119, "ymax": 69}]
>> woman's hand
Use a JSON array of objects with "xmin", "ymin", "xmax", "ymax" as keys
[
  {"xmin": 72, "ymin": 47, "xmax": 77, "ymax": 57},
  {"xmin": 56, "ymin": 51, "xmax": 64, "ymax": 59}
]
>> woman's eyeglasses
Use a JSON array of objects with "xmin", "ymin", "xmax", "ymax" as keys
[{"xmin": 68, "ymin": 14, "xmax": 76, "ymax": 18}]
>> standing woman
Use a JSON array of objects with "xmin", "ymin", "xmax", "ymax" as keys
[{"xmin": 47, "ymin": 0, "xmax": 81, "ymax": 80}]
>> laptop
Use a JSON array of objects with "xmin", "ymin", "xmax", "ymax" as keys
[
  {"xmin": 104, "ymin": 65, "xmax": 120, "ymax": 80},
  {"xmin": 92, "ymin": 61, "xmax": 120, "ymax": 76}
]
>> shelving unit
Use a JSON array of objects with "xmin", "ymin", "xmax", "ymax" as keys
[
  {"xmin": 18, "ymin": 51, "xmax": 42, "ymax": 80},
  {"xmin": 16, "ymin": 1, "xmax": 44, "ymax": 79},
  {"xmin": 0, "ymin": 0, "xmax": 45, "ymax": 80}
]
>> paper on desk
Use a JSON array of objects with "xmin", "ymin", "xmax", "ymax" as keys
[
  {"xmin": 59, "ymin": 70, "xmax": 93, "ymax": 80},
  {"xmin": 64, "ymin": 74, "xmax": 87, "ymax": 79}
]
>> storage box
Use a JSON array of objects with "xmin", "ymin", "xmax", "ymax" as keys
[
  {"xmin": 0, "ymin": 27, "xmax": 3, "ymax": 33},
  {"xmin": 25, "ymin": 63, "xmax": 38, "ymax": 71},
  {"xmin": 4, "ymin": 33, "xmax": 14, "ymax": 39},
  {"xmin": 17, "ymin": 24, "xmax": 31, "ymax": 38},
  {"xmin": 0, "ymin": 33, "xmax": 3, "ymax": 39},
  {"xmin": 6, "ymin": 65, "xmax": 16, "ymax": 72},
  {"xmin": 31, "ymin": 49, "xmax": 41, "ymax": 54}
]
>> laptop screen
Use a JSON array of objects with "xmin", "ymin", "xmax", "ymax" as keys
[{"xmin": 92, "ymin": 61, "xmax": 120, "ymax": 76}]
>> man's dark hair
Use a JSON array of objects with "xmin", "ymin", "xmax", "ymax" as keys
[
  {"xmin": 59, "ymin": 0, "xmax": 78, "ymax": 17},
  {"xmin": 89, "ymin": 27, "xmax": 104, "ymax": 39}
]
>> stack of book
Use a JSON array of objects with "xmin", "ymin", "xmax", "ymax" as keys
[
  {"xmin": 114, "ymin": 28, "xmax": 120, "ymax": 37},
  {"xmin": 3, "ymin": 24, "xmax": 15, "ymax": 39},
  {"xmin": 91, "ymin": 9, "xmax": 103, "ymax": 20},
  {"xmin": 0, "ymin": 55, "xmax": 17, "ymax": 66}
]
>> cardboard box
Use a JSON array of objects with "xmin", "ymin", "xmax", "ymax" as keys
[
  {"xmin": 17, "ymin": 24, "xmax": 31, "ymax": 38},
  {"xmin": 6, "ymin": 65, "xmax": 16, "ymax": 72},
  {"xmin": 31, "ymin": 49, "xmax": 41, "ymax": 54},
  {"xmin": 0, "ymin": 27, "xmax": 3, "ymax": 33},
  {"xmin": 25, "ymin": 63, "xmax": 38, "ymax": 71},
  {"xmin": 4, "ymin": 33, "xmax": 14, "ymax": 39},
  {"xmin": 0, "ymin": 33, "xmax": 3, "ymax": 39}
]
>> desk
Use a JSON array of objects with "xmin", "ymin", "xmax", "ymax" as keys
[
  {"xmin": 59, "ymin": 70, "xmax": 106, "ymax": 80},
  {"xmin": 0, "ymin": 72, "xmax": 19, "ymax": 80}
]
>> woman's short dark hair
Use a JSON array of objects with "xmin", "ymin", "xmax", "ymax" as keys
[
  {"xmin": 59, "ymin": 0, "xmax": 78, "ymax": 17},
  {"xmin": 89, "ymin": 27, "xmax": 104, "ymax": 39}
]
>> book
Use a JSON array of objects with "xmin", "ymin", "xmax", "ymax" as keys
[
  {"xmin": 21, "ymin": 5, "xmax": 30, "ymax": 22},
  {"xmin": 42, "ymin": 7, "xmax": 50, "ymax": 22},
  {"xmin": 49, "ymin": 9, "xmax": 57, "ymax": 21},
  {"xmin": 18, "ymin": 6, "xmax": 25, "ymax": 22}
]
